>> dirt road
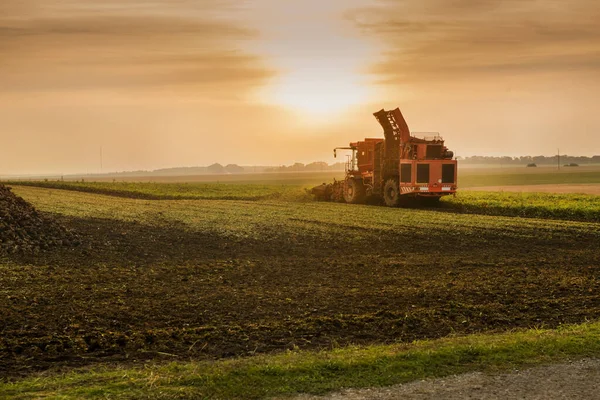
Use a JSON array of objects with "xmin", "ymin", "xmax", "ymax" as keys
[{"xmin": 293, "ymin": 358, "xmax": 600, "ymax": 400}]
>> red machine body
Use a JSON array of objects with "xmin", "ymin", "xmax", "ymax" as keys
[{"xmin": 315, "ymin": 107, "xmax": 457, "ymax": 206}]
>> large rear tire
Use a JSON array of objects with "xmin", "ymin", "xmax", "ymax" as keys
[
  {"xmin": 383, "ymin": 178, "xmax": 401, "ymax": 207},
  {"xmin": 344, "ymin": 178, "xmax": 366, "ymax": 204}
]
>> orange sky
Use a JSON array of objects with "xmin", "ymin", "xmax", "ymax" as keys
[{"xmin": 1, "ymin": 0, "xmax": 599, "ymax": 175}]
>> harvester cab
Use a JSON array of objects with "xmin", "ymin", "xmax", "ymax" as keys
[{"xmin": 311, "ymin": 107, "xmax": 458, "ymax": 206}]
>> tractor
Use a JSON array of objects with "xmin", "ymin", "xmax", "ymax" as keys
[{"xmin": 311, "ymin": 107, "xmax": 457, "ymax": 206}]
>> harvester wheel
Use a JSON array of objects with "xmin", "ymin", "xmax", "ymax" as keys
[
  {"xmin": 344, "ymin": 179, "xmax": 366, "ymax": 204},
  {"xmin": 383, "ymin": 179, "xmax": 401, "ymax": 207}
]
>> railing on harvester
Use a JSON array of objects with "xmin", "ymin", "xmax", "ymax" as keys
[{"xmin": 411, "ymin": 132, "xmax": 443, "ymax": 141}]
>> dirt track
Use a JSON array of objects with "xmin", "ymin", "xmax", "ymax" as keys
[
  {"xmin": 465, "ymin": 184, "xmax": 600, "ymax": 195},
  {"xmin": 293, "ymin": 358, "xmax": 600, "ymax": 400}
]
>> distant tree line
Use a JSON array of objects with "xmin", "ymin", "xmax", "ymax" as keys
[
  {"xmin": 457, "ymin": 155, "xmax": 600, "ymax": 165},
  {"xmin": 109, "ymin": 162, "xmax": 347, "ymax": 176},
  {"xmin": 38, "ymin": 155, "xmax": 597, "ymax": 181},
  {"xmin": 201, "ymin": 162, "xmax": 346, "ymax": 174},
  {"xmin": 264, "ymin": 162, "xmax": 346, "ymax": 173}
]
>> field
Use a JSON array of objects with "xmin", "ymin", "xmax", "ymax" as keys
[
  {"xmin": 1, "ymin": 168, "xmax": 600, "ymax": 397},
  {"xmin": 2, "ymin": 181, "xmax": 304, "ymax": 201},
  {"xmin": 8, "ymin": 179, "xmax": 600, "ymax": 222},
  {"xmin": 5, "ymin": 323, "xmax": 600, "ymax": 398},
  {"xmin": 456, "ymin": 165, "xmax": 600, "ymax": 187},
  {"xmin": 1, "ymin": 177, "xmax": 599, "ymax": 381}
]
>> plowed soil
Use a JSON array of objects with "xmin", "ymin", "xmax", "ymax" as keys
[
  {"xmin": 0, "ymin": 184, "xmax": 80, "ymax": 255},
  {"xmin": 1, "ymin": 187, "xmax": 599, "ymax": 379}
]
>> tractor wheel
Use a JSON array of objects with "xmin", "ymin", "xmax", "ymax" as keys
[
  {"xmin": 383, "ymin": 178, "xmax": 401, "ymax": 207},
  {"xmin": 344, "ymin": 179, "xmax": 366, "ymax": 204}
]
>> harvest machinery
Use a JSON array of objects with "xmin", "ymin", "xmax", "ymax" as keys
[{"xmin": 312, "ymin": 107, "xmax": 457, "ymax": 206}]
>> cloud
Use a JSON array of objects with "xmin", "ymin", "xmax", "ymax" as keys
[
  {"xmin": 347, "ymin": 0, "xmax": 600, "ymax": 83},
  {"xmin": 0, "ymin": 1, "xmax": 274, "ymax": 94},
  {"xmin": 0, "ymin": 14, "xmax": 252, "ymax": 38}
]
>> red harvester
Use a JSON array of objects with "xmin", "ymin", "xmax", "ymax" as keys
[{"xmin": 312, "ymin": 107, "xmax": 457, "ymax": 206}]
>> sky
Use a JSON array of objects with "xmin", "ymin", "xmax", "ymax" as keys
[{"xmin": 1, "ymin": 0, "xmax": 599, "ymax": 175}]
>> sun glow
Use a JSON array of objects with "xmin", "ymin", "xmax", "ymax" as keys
[
  {"xmin": 261, "ymin": 68, "xmax": 371, "ymax": 118},
  {"xmin": 244, "ymin": 1, "xmax": 376, "ymax": 119}
]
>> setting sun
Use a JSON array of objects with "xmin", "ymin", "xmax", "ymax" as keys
[{"xmin": 264, "ymin": 68, "xmax": 371, "ymax": 117}]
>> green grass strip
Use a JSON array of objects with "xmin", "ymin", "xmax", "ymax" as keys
[
  {"xmin": 3, "ymin": 181, "xmax": 311, "ymax": 202},
  {"xmin": 442, "ymin": 191, "xmax": 600, "ymax": 222},
  {"xmin": 458, "ymin": 170, "xmax": 600, "ymax": 188},
  {"xmin": 9, "ymin": 181, "xmax": 600, "ymax": 223},
  {"xmin": 2, "ymin": 321, "xmax": 600, "ymax": 399}
]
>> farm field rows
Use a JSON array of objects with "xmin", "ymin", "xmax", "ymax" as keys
[
  {"xmin": 443, "ymin": 191, "xmax": 600, "ymax": 222},
  {"xmin": 1, "ymin": 185, "xmax": 599, "ymax": 380},
  {"xmin": 7, "ymin": 181, "xmax": 600, "ymax": 222},
  {"xmin": 458, "ymin": 168, "xmax": 600, "ymax": 188},
  {"xmin": 2, "ymin": 181, "xmax": 305, "ymax": 201}
]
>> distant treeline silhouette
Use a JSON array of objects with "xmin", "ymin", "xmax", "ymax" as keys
[
  {"xmin": 263, "ymin": 162, "xmax": 346, "ymax": 173},
  {"xmin": 88, "ymin": 162, "xmax": 347, "ymax": 177},
  {"xmin": 265, "ymin": 156, "xmax": 600, "ymax": 172},
  {"xmin": 21, "ymin": 156, "xmax": 595, "ymax": 180},
  {"xmin": 457, "ymin": 155, "xmax": 600, "ymax": 165}
]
